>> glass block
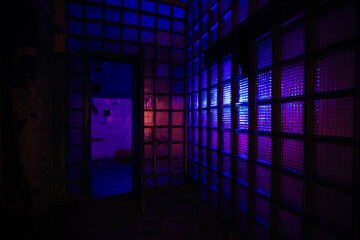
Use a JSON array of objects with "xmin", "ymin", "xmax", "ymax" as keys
[
  {"xmin": 281, "ymin": 62, "xmax": 304, "ymax": 97},
  {"xmin": 210, "ymin": 108, "xmax": 218, "ymax": 128},
  {"xmin": 281, "ymin": 138, "xmax": 303, "ymax": 174},
  {"xmin": 256, "ymin": 70, "xmax": 272, "ymax": 100},
  {"xmin": 222, "ymin": 131, "xmax": 231, "ymax": 154},
  {"xmin": 210, "ymin": 87, "xmax": 218, "ymax": 107},
  {"xmin": 281, "ymin": 25, "xmax": 305, "ymax": 60},
  {"xmin": 236, "ymin": 133, "xmax": 248, "ymax": 159},
  {"xmin": 222, "ymin": 107, "xmax": 231, "ymax": 129},
  {"xmin": 257, "ymin": 104, "xmax": 271, "ymax": 132},
  {"xmin": 281, "ymin": 101, "xmax": 303, "ymax": 134},
  {"xmin": 257, "ymin": 136, "xmax": 271, "ymax": 165},
  {"xmin": 280, "ymin": 173, "xmax": 303, "ymax": 210},
  {"xmin": 256, "ymin": 37, "xmax": 272, "ymax": 70},
  {"xmin": 222, "ymin": 82, "xmax": 231, "ymax": 105}
]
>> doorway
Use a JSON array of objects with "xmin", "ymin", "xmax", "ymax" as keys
[{"xmin": 90, "ymin": 60, "xmax": 132, "ymax": 199}]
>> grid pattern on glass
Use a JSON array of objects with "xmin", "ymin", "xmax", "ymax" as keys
[
  {"xmin": 237, "ymin": 77, "xmax": 248, "ymax": 103},
  {"xmin": 257, "ymin": 104, "xmax": 271, "ymax": 132},
  {"xmin": 220, "ymin": 154, "xmax": 231, "ymax": 177},
  {"xmin": 256, "ymin": 37, "xmax": 272, "ymax": 70},
  {"xmin": 281, "ymin": 25, "xmax": 305, "ymax": 61},
  {"xmin": 314, "ymin": 97, "xmax": 354, "ymax": 137},
  {"xmin": 200, "ymin": 90, "xmax": 207, "ymax": 108},
  {"xmin": 222, "ymin": 107, "xmax": 231, "ymax": 129},
  {"xmin": 200, "ymin": 110, "xmax": 207, "ymax": 127},
  {"xmin": 281, "ymin": 62, "xmax": 304, "ymax": 97},
  {"xmin": 281, "ymin": 101, "xmax": 303, "ymax": 134},
  {"xmin": 222, "ymin": 131, "xmax": 231, "ymax": 154},
  {"xmin": 255, "ymin": 165, "xmax": 270, "ymax": 197},
  {"xmin": 314, "ymin": 50, "xmax": 355, "ymax": 93},
  {"xmin": 237, "ymin": 105, "xmax": 248, "ymax": 130},
  {"xmin": 210, "ymin": 108, "xmax": 218, "ymax": 128},
  {"xmin": 256, "ymin": 136, "xmax": 271, "ymax": 165},
  {"xmin": 256, "ymin": 70, "xmax": 272, "ymax": 100},
  {"xmin": 281, "ymin": 138, "xmax": 303, "ymax": 174},
  {"xmin": 314, "ymin": 142, "xmax": 353, "ymax": 185},
  {"xmin": 210, "ymin": 129, "xmax": 217, "ymax": 149},
  {"xmin": 222, "ymin": 82, "xmax": 231, "ymax": 105},
  {"xmin": 280, "ymin": 174, "xmax": 304, "ymax": 210},
  {"xmin": 220, "ymin": 56, "xmax": 231, "ymax": 81},
  {"xmin": 210, "ymin": 87, "xmax": 218, "ymax": 107},
  {"xmin": 236, "ymin": 133, "xmax": 248, "ymax": 159}
]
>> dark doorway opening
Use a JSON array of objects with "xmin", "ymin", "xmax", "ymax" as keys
[{"xmin": 90, "ymin": 60, "xmax": 133, "ymax": 199}]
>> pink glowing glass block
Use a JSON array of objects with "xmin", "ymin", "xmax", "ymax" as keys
[
  {"xmin": 257, "ymin": 136, "xmax": 271, "ymax": 165},
  {"xmin": 281, "ymin": 138, "xmax": 303, "ymax": 174},
  {"xmin": 281, "ymin": 25, "xmax": 305, "ymax": 61},
  {"xmin": 313, "ymin": 184, "xmax": 353, "ymax": 232},
  {"xmin": 280, "ymin": 173, "xmax": 303, "ymax": 210},
  {"xmin": 255, "ymin": 194, "xmax": 270, "ymax": 228},
  {"xmin": 281, "ymin": 101, "xmax": 303, "ymax": 134},
  {"xmin": 156, "ymin": 95, "xmax": 169, "ymax": 110},
  {"xmin": 257, "ymin": 104, "xmax": 271, "ymax": 132},
  {"xmin": 144, "ymin": 111, "xmax": 154, "ymax": 126},
  {"xmin": 256, "ymin": 70, "xmax": 272, "ymax": 100},
  {"xmin": 314, "ymin": 97, "xmax": 354, "ymax": 137},
  {"xmin": 256, "ymin": 37, "xmax": 272, "ymax": 70},
  {"xmin": 145, "ymin": 143, "xmax": 153, "ymax": 159},
  {"xmin": 222, "ymin": 131, "xmax": 231, "ymax": 154},
  {"xmin": 172, "ymin": 96, "xmax": 183, "ymax": 110},
  {"xmin": 172, "ymin": 112, "xmax": 183, "ymax": 126},
  {"xmin": 236, "ymin": 133, "xmax": 248, "ymax": 159},
  {"xmin": 210, "ymin": 108, "xmax": 218, "ymax": 128},
  {"xmin": 279, "ymin": 208, "xmax": 303, "ymax": 240},
  {"xmin": 281, "ymin": 62, "xmax": 304, "ymax": 97},
  {"xmin": 255, "ymin": 165, "xmax": 270, "ymax": 197},
  {"xmin": 172, "ymin": 143, "xmax": 184, "ymax": 158},
  {"xmin": 220, "ymin": 154, "xmax": 231, "ymax": 178},
  {"xmin": 156, "ymin": 112, "xmax": 169, "ymax": 126},
  {"xmin": 314, "ymin": 142, "xmax": 353, "ymax": 185},
  {"xmin": 236, "ymin": 159, "xmax": 247, "ymax": 186},
  {"xmin": 237, "ymin": 105, "xmax": 248, "ymax": 130},
  {"xmin": 144, "ymin": 128, "xmax": 153, "ymax": 142},
  {"xmin": 156, "ymin": 144, "xmax": 169, "ymax": 158},
  {"xmin": 315, "ymin": 2, "xmax": 356, "ymax": 49},
  {"xmin": 172, "ymin": 128, "xmax": 183, "ymax": 142},
  {"xmin": 222, "ymin": 107, "xmax": 231, "ymax": 129},
  {"xmin": 210, "ymin": 129, "xmax": 218, "ymax": 149},
  {"xmin": 200, "ymin": 110, "xmax": 207, "ymax": 127},
  {"xmin": 155, "ymin": 128, "xmax": 169, "ymax": 142},
  {"xmin": 314, "ymin": 50, "xmax": 355, "ymax": 93}
]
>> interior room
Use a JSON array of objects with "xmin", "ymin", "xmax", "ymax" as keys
[{"xmin": 1, "ymin": 0, "xmax": 359, "ymax": 239}]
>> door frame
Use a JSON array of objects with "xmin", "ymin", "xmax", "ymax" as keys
[{"xmin": 82, "ymin": 49, "xmax": 145, "ymax": 212}]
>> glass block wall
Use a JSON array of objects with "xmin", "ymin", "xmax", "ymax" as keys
[
  {"xmin": 65, "ymin": 0, "xmax": 187, "ymax": 193},
  {"xmin": 186, "ymin": 0, "xmax": 358, "ymax": 239}
]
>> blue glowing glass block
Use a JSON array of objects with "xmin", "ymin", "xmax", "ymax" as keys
[
  {"xmin": 173, "ymin": 6, "xmax": 185, "ymax": 18},
  {"xmin": 237, "ymin": 105, "xmax": 248, "ymax": 130},
  {"xmin": 158, "ymin": 3, "xmax": 170, "ymax": 16},
  {"xmin": 173, "ymin": 65, "xmax": 185, "ymax": 79},
  {"xmin": 256, "ymin": 37, "xmax": 272, "ymax": 70},
  {"xmin": 173, "ymin": 80, "xmax": 184, "ymax": 94},
  {"xmin": 257, "ymin": 104, "xmax": 271, "ymax": 132},
  {"xmin": 200, "ymin": 70, "xmax": 207, "ymax": 89},
  {"xmin": 200, "ymin": 90, "xmax": 207, "ymax": 108},
  {"xmin": 210, "ymin": 64, "xmax": 218, "ymax": 86},
  {"xmin": 123, "ymin": 11, "xmax": 138, "ymax": 25},
  {"xmin": 256, "ymin": 70, "xmax": 272, "ymax": 100},
  {"xmin": 86, "ymin": 22, "xmax": 102, "ymax": 36},
  {"xmin": 221, "ymin": 10, "xmax": 231, "ymax": 37},
  {"xmin": 281, "ymin": 62, "xmax": 304, "ymax": 97},
  {"xmin": 210, "ymin": 108, "xmax": 218, "ymax": 128},
  {"xmin": 105, "ymin": 25, "xmax": 121, "ymax": 39},
  {"xmin": 210, "ymin": 87, "xmax": 218, "ymax": 107},
  {"xmin": 123, "ymin": 28, "xmax": 138, "ymax": 41},
  {"xmin": 201, "ymin": 33, "xmax": 208, "ymax": 52},
  {"xmin": 105, "ymin": 0, "xmax": 121, "ymax": 6},
  {"xmin": 141, "ymin": 0, "xmax": 155, "ymax": 12},
  {"xmin": 67, "ymin": 20, "xmax": 82, "ymax": 35},
  {"xmin": 86, "ymin": 5, "xmax": 102, "ymax": 20},
  {"xmin": 222, "ymin": 107, "xmax": 231, "ymax": 129},
  {"xmin": 140, "ymin": 30, "xmax": 155, "ymax": 44},
  {"xmin": 123, "ymin": 0, "xmax": 138, "ymax": 9},
  {"xmin": 193, "ymin": 57, "xmax": 199, "ymax": 75},
  {"xmin": 192, "ymin": 74, "xmax": 198, "ymax": 92},
  {"xmin": 67, "ymin": 3, "xmax": 82, "ymax": 17},
  {"xmin": 173, "ymin": 20, "xmax": 185, "ymax": 33},
  {"xmin": 221, "ymin": 56, "xmax": 231, "ymax": 81},
  {"xmin": 238, "ymin": 77, "xmax": 248, "ymax": 103},
  {"xmin": 222, "ymin": 82, "xmax": 231, "ymax": 105},
  {"xmin": 157, "ymin": 17, "xmax": 170, "ymax": 31},
  {"xmin": 141, "ymin": 15, "xmax": 155, "ymax": 28},
  {"xmin": 281, "ymin": 101, "xmax": 303, "ymax": 134},
  {"xmin": 210, "ymin": 23, "xmax": 218, "ymax": 44},
  {"xmin": 105, "ymin": 9, "xmax": 121, "ymax": 22}
]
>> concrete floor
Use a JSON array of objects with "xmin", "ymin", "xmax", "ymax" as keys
[{"xmin": 27, "ymin": 188, "xmax": 243, "ymax": 240}]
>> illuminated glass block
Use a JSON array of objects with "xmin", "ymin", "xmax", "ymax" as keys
[
  {"xmin": 257, "ymin": 136, "xmax": 271, "ymax": 165},
  {"xmin": 236, "ymin": 133, "xmax": 248, "ymax": 159},
  {"xmin": 281, "ymin": 101, "xmax": 303, "ymax": 134},
  {"xmin": 257, "ymin": 104, "xmax": 271, "ymax": 132},
  {"xmin": 222, "ymin": 131, "xmax": 231, "ymax": 154},
  {"xmin": 222, "ymin": 82, "xmax": 231, "ymax": 105},
  {"xmin": 237, "ymin": 105, "xmax": 248, "ymax": 130},
  {"xmin": 210, "ymin": 108, "xmax": 218, "ymax": 128},
  {"xmin": 222, "ymin": 107, "xmax": 231, "ymax": 129},
  {"xmin": 200, "ymin": 110, "xmax": 207, "ymax": 127},
  {"xmin": 192, "ymin": 74, "xmax": 198, "ymax": 92},
  {"xmin": 255, "ymin": 195, "xmax": 270, "ymax": 228},
  {"xmin": 210, "ymin": 64, "xmax": 218, "ymax": 86},
  {"xmin": 200, "ymin": 90, "xmax": 207, "ymax": 108},
  {"xmin": 280, "ymin": 173, "xmax": 303, "ymax": 210},
  {"xmin": 192, "ymin": 92, "xmax": 199, "ymax": 109},
  {"xmin": 314, "ymin": 50, "xmax": 355, "ymax": 93},
  {"xmin": 314, "ymin": 97, "xmax": 353, "ymax": 137},
  {"xmin": 256, "ymin": 37, "xmax": 272, "ymax": 70},
  {"xmin": 281, "ymin": 139, "xmax": 303, "ymax": 174},
  {"xmin": 210, "ymin": 87, "xmax": 218, "ymax": 107},
  {"xmin": 281, "ymin": 62, "xmax": 304, "ymax": 97},
  {"xmin": 201, "ymin": 33, "xmax": 208, "ymax": 52},
  {"xmin": 281, "ymin": 25, "xmax": 305, "ymax": 60},
  {"xmin": 200, "ymin": 70, "xmax": 207, "ymax": 89},
  {"xmin": 220, "ymin": 10, "xmax": 231, "ymax": 37},
  {"xmin": 210, "ymin": 129, "xmax": 218, "ymax": 149},
  {"xmin": 220, "ymin": 154, "xmax": 231, "ymax": 178},
  {"xmin": 255, "ymin": 165, "xmax": 270, "ymax": 197},
  {"xmin": 238, "ymin": 77, "xmax": 248, "ymax": 103},
  {"xmin": 192, "ymin": 110, "xmax": 198, "ymax": 127},
  {"xmin": 256, "ymin": 70, "xmax": 272, "ymax": 100}
]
